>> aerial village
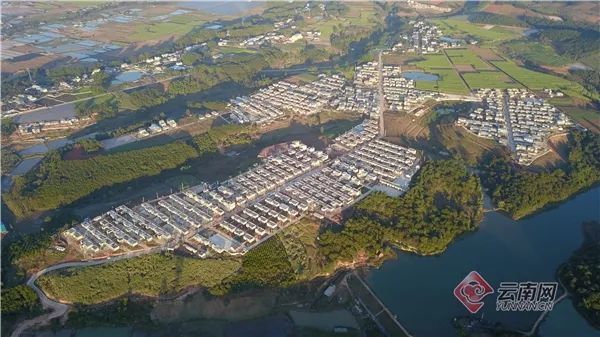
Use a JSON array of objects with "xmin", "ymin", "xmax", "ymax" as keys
[
  {"xmin": 61, "ymin": 21, "xmax": 574, "ymax": 258},
  {"xmin": 64, "ymin": 120, "xmax": 420, "ymax": 258},
  {"xmin": 457, "ymin": 88, "xmax": 571, "ymax": 164}
]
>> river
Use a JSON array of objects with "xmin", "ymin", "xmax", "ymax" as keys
[{"xmin": 366, "ymin": 187, "xmax": 600, "ymax": 337}]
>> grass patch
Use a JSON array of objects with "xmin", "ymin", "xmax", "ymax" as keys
[
  {"xmin": 415, "ymin": 69, "xmax": 470, "ymax": 95},
  {"xmin": 445, "ymin": 48, "xmax": 493, "ymax": 70},
  {"xmin": 129, "ymin": 17, "xmax": 204, "ymax": 41},
  {"xmin": 462, "ymin": 71, "xmax": 521, "ymax": 89},
  {"xmin": 216, "ymin": 46, "xmax": 257, "ymax": 55},
  {"xmin": 413, "ymin": 53, "xmax": 453, "ymax": 69},
  {"xmin": 106, "ymin": 134, "xmax": 175, "ymax": 154},
  {"xmin": 492, "ymin": 60, "xmax": 595, "ymax": 100},
  {"xmin": 432, "ymin": 18, "xmax": 521, "ymax": 45}
]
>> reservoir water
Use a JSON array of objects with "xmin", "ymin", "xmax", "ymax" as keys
[
  {"xmin": 367, "ymin": 187, "xmax": 600, "ymax": 337},
  {"xmin": 111, "ymin": 71, "xmax": 144, "ymax": 85},
  {"xmin": 401, "ymin": 71, "xmax": 439, "ymax": 82}
]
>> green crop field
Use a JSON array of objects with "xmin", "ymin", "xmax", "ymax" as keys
[
  {"xmin": 492, "ymin": 60, "xmax": 595, "ymax": 100},
  {"xmin": 445, "ymin": 48, "xmax": 493, "ymax": 70},
  {"xmin": 415, "ymin": 69, "xmax": 470, "ymax": 95},
  {"xmin": 129, "ymin": 16, "xmax": 204, "ymax": 41},
  {"xmin": 432, "ymin": 19, "xmax": 521, "ymax": 44},
  {"xmin": 462, "ymin": 71, "xmax": 522, "ymax": 89},
  {"xmin": 413, "ymin": 53, "xmax": 453, "ymax": 69}
]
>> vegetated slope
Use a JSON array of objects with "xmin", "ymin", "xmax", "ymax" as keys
[
  {"xmin": 319, "ymin": 159, "xmax": 484, "ymax": 260},
  {"xmin": 37, "ymin": 254, "xmax": 241, "ymax": 305},
  {"xmin": 559, "ymin": 221, "xmax": 600, "ymax": 328},
  {"xmin": 218, "ymin": 236, "xmax": 295, "ymax": 293},
  {"xmin": 4, "ymin": 142, "xmax": 198, "ymax": 218},
  {"xmin": 480, "ymin": 131, "xmax": 600, "ymax": 219},
  {"xmin": 4, "ymin": 124, "xmax": 256, "ymax": 218}
]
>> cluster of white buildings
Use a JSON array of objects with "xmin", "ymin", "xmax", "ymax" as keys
[
  {"xmin": 333, "ymin": 119, "xmax": 379, "ymax": 150},
  {"xmin": 382, "ymin": 65, "xmax": 437, "ymax": 113},
  {"xmin": 137, "ymin": 119, "xmax": 177, "ymax": 138},
  {"xmin": 64, "ymin": 125, "xmax": 421, "ymax": 257},
  {"xmin": 393, "ymin": 21, "xmax": 461, "ymax": 54},
  {"xmin": 133, "ymin": 50, "xmax": 188, "ymax": 73},
  {"xmin": 457, "ymin": 89, "xmax": 508, "ymax": 144},
  {"xmin": 64, "ymin": 142, "xmax": 329, "ymax": 256},
  {"xmin": 2, "ymin": 72, "xmax": 99, "ymax": 116},
  {"xmin": 457, "ymin": 88, "xmax": 571, "ymax": 165},
  {"xmin": 228, "ymin": 75, "xmax": 346, "ymax": 124},
  {"xmin": 353, "ymin": 62, "xmax": 436, "ymax": 114},
  {"xmin": 336, "ymin": 139, "xmax": 420, "ymax": 194},
  {"xmin": 333, "ymin": 86, "xmax": 379, "ymax": 117},
  {"xmin": 508, "ymin": 89, "xmax": 571, "ymax": 164},
  {"xmin": 17, "ymin": 117, "xmax": 92, "ymax": 135}
]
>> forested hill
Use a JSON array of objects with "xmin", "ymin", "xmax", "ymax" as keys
[
  {"xmin": 480, "ymin": 130, "xmax": 600, "ymax": 219},
  {"xmin": 319, "ymin": 159, "xmax": 484, "ymax": 261}
]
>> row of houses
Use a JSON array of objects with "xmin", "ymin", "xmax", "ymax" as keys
[
  {"xmin": 64, "ymin": 127, "xmax": 422, "ymax": 257},
  {"xmin": 137, "ymin": 119, "xmax": 177, "ymax": 138},
  {"xmin": 507, "ymin": 89, "xmax": 571, "ymax": 164},
  {"xmin": 333, "ymin": 119, "xmax": 379, "ymax": 150},
  {"xmin": 18, "ymin": 116, "xmax": 92, "ymax": 135},
  {"xmin": 229, "ymin": 75, "xmax": 346, "ymax": 124},
  {"xmin": 339, "ymin": 139, "xmax": 420, "ymax": 191},
  {"xmin": 457, "ymin": 88, "xmax": 571, "ymax": 165},
  {"xmin": 63, "ymin": 142, "xmax": 328, "ymax": 255}
]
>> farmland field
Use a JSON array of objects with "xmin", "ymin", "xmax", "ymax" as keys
[
  {"xmin": 130, "ymin": 17, "xmax": 204, "ymax": 42},
  {"xmin": 415, "ymin": 69, "xmax": 470, "ymax": 95},
  {"xmin": 445, "ymin": 48, "xmax": 493, "ymax": 70},
  {"xmin": 492, "ymin": 60, "xmax": 595, "ymax": 100},
  {"xmin": 462, "ymin": 71, "xmax": 521, "ymax": 89},
  {"xmin": 432, "ymin": 19, "xmax": 522, "ymax": 44},
  {"xmin": 413, "ymin": 53, "xmax": 453, "ymax": 69}
]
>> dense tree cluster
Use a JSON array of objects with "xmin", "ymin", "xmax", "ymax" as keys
[
  {"xmin": 5, "ymin": 124, "xmax": 256, "ymax": 218},
  {"xmin": 319, "ymin": 159, "xmax": 484, "ymax": 260},
  {"xmin": 523, "ymin": 17, "xmax": 600, "ymax": 62},
  {"xmin": 480, "ymin": 131, "xmax": 600, "ymax": 219},
  {"xmin": 117, "ymin": 88, "xmax": 168, "ymax": 110},
  {"xmin": 76, "ymin": 138, "xmax": 103, "ymax": 153},
  {"xmin": 193, "ymin": 124, "xmax": 257, "ymax": 154},
  {"xmin": 37, "ymin": 253, "xmax": 240, "ymax": 304},
  {"xmin": 1, "ymin": 147, "xmax": 20, "ymax": 175},
  {"xmin": 75, "ymin": 94, "xmax": 118, "ymax": 119},
  {"xmin": 4, "ymin": 142, "xmax": 198, "ymax": 217},
  {"xmin": 1, "ymin": 285, "xmax": 40, "ymax": 315},
  {"xmin": 225, "ymin": 237, "xmax": 295, "ymax": 291},
  {"xmin": 2, "ymin": 117, "xmax": 17, "ymax": 136},
  {"xmin": 468, "ymin": 12, "xmax": 526, "ymax": 27},
  {"xmin": 569, "ymin": 69, "xmax": 600, "ymax": 98},
  {"xmin": 559, "ymin": 222, "xmax": 600, "ymax": 328}
]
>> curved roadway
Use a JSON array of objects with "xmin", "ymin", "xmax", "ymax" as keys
[{"xmin": 10, "ymin": 247, "xmax": 164, "ymax": 337}]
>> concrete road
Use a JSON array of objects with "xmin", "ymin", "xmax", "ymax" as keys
[{"xmin": 10, "ymin": 247, "xmax": 164, "ymax": 337}]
